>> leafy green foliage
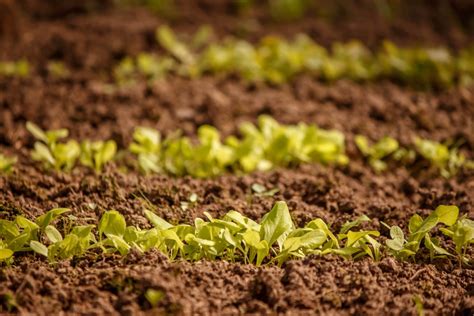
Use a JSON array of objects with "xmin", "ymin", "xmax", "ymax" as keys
[
  {"xmin": 80, "ymin": 140, "xmax": 117, "ymax": 172},
  {"xmin": 26, "ymin": 122, "xmax": 80, "ymax": 171},
  {"xmin": 1, "ymin": 202, "xmax": 471, "ymax": 266},
  {"xmin": 47, "ymin": 61, "xmax": 70, "ymax": 78},
  {"xmin": 0, "ymin": 153, "xmax": 16, "ymax": 173},
  {"xmin": 384, "ymin": 205, "xmax": 460, "ymax": 261},
  {"xmin": 145, "ymin": 289, "xmax": 165, "ymax": 307},
  {"xmin": 414, "ymin": 138, "xmax": 469, "ymax": 178},
  {"xmin": 115, "ymin": 26, "xmax": 474, "ymax": 88},
  {"xmin": 25, "ymin": 118, "xmax": 471, "ymax": 177},
  {"xmin": 440, "ymin": 216, "xmax": 474, "ymax": 265},
  {"xmin": 115, "ymin": 53, "xmax": 175, "ymax": 85},
  {"xmin": 26, "ymin": 122, "xmax": 117, "ymax": 172},
  {"xmin": 355, "ymin": 135, "xmax": 399, "ymax": 172},
  {"xmin": 130, "ymin": 115, "xmax": 347, "ymax": 177},
  {"xmin": 0, "ymin": 60, "xmax": 29, "ymax": 77}
]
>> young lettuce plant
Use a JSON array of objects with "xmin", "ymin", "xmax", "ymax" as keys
[
  {"xmin": 0, "ymin": 153, "xmax": 16, "ymax": 173},
  {"xmin": 414, "ymin": 138, "xmax": 465, "ymax": 178},
  {"xmin": 384, "ymin": 205, "xmax": 459, "ymax": 261},
  {"xmin": 439, "ymin": 216, "xmax": 474, "ymax": 265},
  {"xmin": 26, "ymin": 122, "xmax": 80, "ymax": 171},
  {"xmin": 355, "ymin": 135, "xmax": 399, "ymax": 172},
  {"xmin": 333, "ymin": 215, "xmax": 381, "ymax": 261},
  {"xmin": 2, "ymin": 202, "xmax": 470, "ymax": 265},
  {"xmin": 129, "ymin": 127, "xmax": 162, "ymax": 174},
  {"xmin": 80, "ymin": 140, "xmax": 117, "ymax": 172},
  {"xmin": 0, "ymin": 60, "xmax": 29, "ymax": 77}
]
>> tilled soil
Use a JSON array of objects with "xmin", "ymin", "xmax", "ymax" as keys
[{"xmin": 0, "ymin": 1, "xmax": 474, "ymax": 315}]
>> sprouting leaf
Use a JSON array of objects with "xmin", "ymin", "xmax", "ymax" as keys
[
  {"xmin": 260, "ymin": 201, "xmax": 294, "ymax": 249},
  {"xmin": 433, "ymin": 205, "xmax": 459, "ymax": 226},
  {"xmin": 385, "ymin": 226, "xmax": 405, "ymax": 251},
  {"xmin": 0, "ymin": 154, "xmax": 17, "ymax": 173},
  {"xmin": 106, "ymin": 234, "xmax": 131, "ymax": 255},
  {"xmin": 346, "ymin": 230, "xmax": 380, "ymax": 247},
  {"xmin": 145, "ymin": 289, "xmax": 165, "ymax": 307},
  {"xmin": 80, "ymin": 140, "xmax": 117, "ymax": 172},
  {"xmin": 30, "ymin": 241, "xmax": 48, "ymax": 257},
  {"xmin": 144, "ymin": 210, "xmax": 173, "ymax": 230},
  {"xmin": 26, "ymin": 122, "xmax": 48, "ymax": 143},
  {"xmin": 45, "ymin": 225, "xmax": 63, "ymax": 243},
  {"xmin": 409, "ymin": 214, "xmax": 423, "ymax": 234},
  {"xmin": 99, "ymin": 210, "xmax": 127, "ymax": 238},
  {"xmin": 340, "ymin": 215, "xmax": 370, "ymax": 234},
  {"xmin": 0, "ymin": 249, "xmax": 14, "ymax": 261},
  {"xmin": 36, "ymin": 208, "xmax": 70, "ymax": 230}
]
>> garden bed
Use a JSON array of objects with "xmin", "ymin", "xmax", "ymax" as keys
[{"xmin": 0, "ymin": 1, "xmax": 473, "ymax": 315}]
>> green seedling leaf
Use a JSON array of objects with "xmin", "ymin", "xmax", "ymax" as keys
[
  {"xmin": 260, "ymin": 201, "xmax": 294, "ymax": 249},
  {"xmin": 346, "ymin": 230, "xmax": 380, "ymax": 247},
  {"xmin": 340, "ymin": 215, "xmax": 370, "ymax": 234},
  {"xmin": 409, "ymin": 214, "xmax": 423, "ymax": 234},
  {"xmin": 36, "ymin": 208, "xmax": 70, "ymax": 230},
  {"xmin": 80, "ymin": 140, "xmax": 117, "ymax": 172},
  {"xmin": 0, "ymin": 154, "xmax": 17, "ymax": 173},
  {"xmin": 145, "ymin": 289, "xmax": 164, "ymax": 307},
  {"xmin": 0, "ymin": 249, "xmax": 14, "ymax": 261},
  {"xmin": 26, "ymin": 122, "xmax": 48, "ymax": 143},
  {"xmin": 433, "ymin": 205, "xmax": 459, "ymax": 226},
  {"xmin": 45, "ymin": 225, "xmax": 63, "ymax": 243},
  {"xmin": 106, "ymin": 234, "xmax": 131, "ymax": 255},
  {"xmin": 30, "ymin": 241, "xmax": 48, "ymax": 257},
  {"xmin": 385, "ymin": 226, "xmax": 405, "ymax": 251},
  {"xmin": 99, "ymin": 210, "xmax": 127, "ymax": 238},
  {"xmin": 144, "ymin": 210, "xmax": 173, "ymax": 230},
  {"xmin": 0, "ymin": 220, "xmax": 20, "ymax": 241}
]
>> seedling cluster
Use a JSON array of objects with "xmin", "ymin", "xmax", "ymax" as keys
[
  {"xmin": 115, "ymin": 26, "xmax": 474, "ymax": 88},
  {"xmin": 355, "ymin": 135, "xmax": 471, "ymax": 177},
  {"xmin": 130, "ymin": 115, "xmax": 347, "ymax": 177},
  {"xmin": 0, "ymin": 117, "xmax": 471, "ymax": 178},
  {"xmin": 0, "ymin": 202, "xmax": 471, "ymax": 266},
  {"xmin": 26, "ymin": 122, "xmax": 117, "ymax": 172},
  {"xmin": 0, "ymin": 60, "xmax": 29, "ymax": 78}
]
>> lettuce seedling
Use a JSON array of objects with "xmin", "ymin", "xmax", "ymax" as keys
[
  {"xmin": 26, "ymin": 122, "xmax": 80, "ymax": 171},
  {"xmin": 98, "ymin": 210, "xmax": 132, "ymax": 255},
  {"xmin": 130, "ymin": 127, "xmax": 162, "ymax": 174},
  {"xmin": 260, "ymin": 201, "xmax": 294, "ymax": 250},
  {"xmin": 0, "ymin": 60, "xmax": 29, "ymax": 77},
  {"xmin": 80, "ymin": 140, "xmax": 117, "ymax": 172},
  {"xmin": 0, "ymin": 154, "xmax": 16, "ymax": 173},
  {"xmin": 414, "ymin": 138, "xmax": 466, "ymax": 178},
  {"xmin": 156, "ymin": 26, "xmax": 197, "ymax": 75},
  {"xmin": 440, "ymin": 216, "xmax": 474, "ymax": 265},
  {"xmin": 335, "ymin": 215, "xmax": 381, "ymax": 260},
  {"xmin": 47, "ymin": 61, "xmax": 70, "ymax": 78},
  {"xmin": 385, "ymin": 205, "xmax": 459, "ymax": 261},
  {"xmin": 145, "ymin": 289, "xmax": 164, "ymax": 307},
  {"xmin": 355, "ymin": 135, "xmax": 399, "ymax": 172}
]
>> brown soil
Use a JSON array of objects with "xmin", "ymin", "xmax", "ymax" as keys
[{"xmin": 0, "ymin": 1, "xmax": 473, "ymax": 315}]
